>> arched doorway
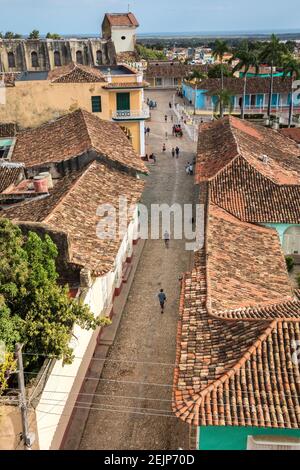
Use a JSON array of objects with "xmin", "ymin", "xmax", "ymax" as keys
[
  {"xmin": 76, "ymin": 50, "xmax": 83, "ymax": 65},
  {"xmin": 283, "ymin": 226, "xmax": 300, "ymax": 255},
  {"xmin": 54, "ymin": 51, "xmax": 62, "ymax": 67},
  {"xmin": 96, "ymin": 50, "xmax": 102, "ymax": 65},
  {"xmin": 7, "ymin": 52, "xmax": 16, "ymax": 68},
  {"xmin": 31, "ymin": 51, "xmax": 39, "ymax": 68}
]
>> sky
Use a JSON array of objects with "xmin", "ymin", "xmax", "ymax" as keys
[{"xmin": 0, "ymin": 0, "xmax": 299, "ymax": 35}]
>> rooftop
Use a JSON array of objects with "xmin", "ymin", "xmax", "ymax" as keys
[
  {"xmin": 173, "ymin": 202, "xmax": 300, "ymax": 428},
  {"xmin": 196, "ymin": 117, "xmax": 300, "ymax": 224},
  {"xmin": 184, "ymin": 76, "xmax": 293, "ymax": 94},
  {"xmin": 103, "ymin": 12, "xmax": 139, "ymax": 28},
  {"xmin": 11, "ymin": 109, "xmax": 148, "ymax": 174},
  {"xmin": 2, "ymin": 161, "xmax": 145, "ymax": 276}
]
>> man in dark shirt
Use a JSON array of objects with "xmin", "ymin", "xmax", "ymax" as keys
[{"xmin": 158, "ymin": 289, "xmax": 167, "ymax": 314}]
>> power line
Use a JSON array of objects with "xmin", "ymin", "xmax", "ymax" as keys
[
  {"xmin": 32, "ymin": 403, "xmax": 300, "ymax": 427},
  {"xmin": 32, "ymin": 404, "xmax": 177, "ymax": 420},
  {"xmin": 38, "ymin": 395, "xmax": 300, "ymax": 415},
  {"xmin": 41, "ymin": 389, "xmax": 172, "ymax": 403},
  {"xmin": 23, "ymin": 371, "xmax": 174, "ymax": 388},
  {"xmin": 38, "ymin": 398, "xmax": 173, "ymax": 415},
  {"xmin": 21, "ymin": 352, "xmax": 177, "ymax": 368}
]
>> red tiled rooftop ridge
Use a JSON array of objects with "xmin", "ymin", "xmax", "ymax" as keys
[
  {"xmin": 47, "ymin": 63, "xmax": 106, "ymax": 83},
  {"xmin": 3, "ymin": 161, "xmax": 145, "ymax": 276},
  {"xmin": 11, "ymin": 109, "xmax": 148, "ymax": 174}
]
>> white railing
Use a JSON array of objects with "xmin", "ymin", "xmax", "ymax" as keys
[{"xmin": 112, "ymin": 106, "xmax": 150, "ymax": 120}]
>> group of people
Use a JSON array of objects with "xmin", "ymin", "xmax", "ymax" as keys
[
  {"xmin": 147, "ymin": 98, "xmax": 157, "ymax": 110},
  {"xmin": 185, "ymin": 160, "xmax": 195, "ymax": 175},
  {"xmin": 172, "ymin": 124, "xmax": 183, "ymax": 138}
]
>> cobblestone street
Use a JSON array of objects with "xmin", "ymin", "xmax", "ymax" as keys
[{"xmin": 78, "ymin": 90, "xmax": 197, "ymax": 450}]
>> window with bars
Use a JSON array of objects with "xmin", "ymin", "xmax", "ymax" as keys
[{"xmin": 91, "ymin": 96, "xmax": 102, "ymax": 113}]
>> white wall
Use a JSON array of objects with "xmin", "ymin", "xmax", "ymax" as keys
[
  {"xmin": 111, "ymin": 27, "xmax": 136, "ymax": 53},
  {"xmin": 34, "ymin": 209, "xmax": 139, "ymax": 449}
]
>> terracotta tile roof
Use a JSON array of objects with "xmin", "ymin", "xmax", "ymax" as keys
[
  {"xmin": 11, "ymin": 109, "xmax": 148, "ymax": 174},
  {"xmin": 0, "ymin": 165, "xmax": 24, "ymax": 193},
  {"xmin": 173, "ymin": 203, "xmax": 300, "ymax": 428},
  {"xmin": 186, "ymin": 76, "xmax": 293, "ymax": 94},
  {"xmin": 146, "ymin": 63, "xmax": 210, "ymax": 79},
  {"xmin": 207, "ymin": 204, "xmax": 297, "ymax": 317},
  {"xmin": 47, "ymin": 63, "xmax": 106, "ymax": 83},
  {"xmin": 196, "ymin": 116, "xmax": 300, "ymax": 186},
  {"xmin": 0, "ymin": 123, "xmax": 18, "ymax": 138},
  {"xmin": 2, "ymin": 161, "xmax": 145, "ymax": 276},
  {"xmin": 280, "ymin": 128, "xmax": 300, "ymax": 144},
  {"xmin": 211, "ymin": 155, "xmax": 300, "ymax": 224},
  {"xmin": 104, "ymin": 13, "xmax": 139, "ymax": 27}
]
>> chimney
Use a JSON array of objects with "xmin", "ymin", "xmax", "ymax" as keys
[{"xmin": 33, "ymin": 175, "xmax": 49, "ymax": 193}]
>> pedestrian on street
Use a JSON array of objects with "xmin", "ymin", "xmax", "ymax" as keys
[
  {"xmin": 165, "ymin": 131, "xmax": 168, "ymax": 140},
  {"xmin": 186, "ymin": 162, "xmax": 190, "ymax": 175},
  {"xmin": 171, "ymin": 115, "xmax": 174, "ymax": 123},
  {"xmin": 164, "ymin": 230, "xmax": 170, "ymax": 248},
  {"xmin": 169, "ymin": 102, "xmax": 172, "ymax": 109},
  {"xmin": 165, "ymin": 114, "xmax": 168, "ymax": 123},
  {"xmin": 158, "ymin": 289, "xmax": 167, "ymax": 314},
  {"xmin": 175, "ymin": 146, "xmax": 180, "ymax": 158},
  {"xmin": 189, "ymin": 164, "xmax": 194, "ymax": 175},
  {"xmin": 171, "ymin": 148, "xmax": 175, "ymax": 158},
  {"xmin": 162, "ymin": 143, "xmax": 166, "ymax": 152},
  {"xmin": 147, "ymin": 127, "xmax": 151, "ymax": 136}
]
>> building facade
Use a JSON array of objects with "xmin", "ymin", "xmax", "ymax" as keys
[
  {"xmin": 0, "ymin": 12, "xmax": 140, "ymax": 73},
  {"xmin": 182, "ymin": 77, "xmax": 295, "ymax": 113},
  {"xmin": 0, "ymin": 63, "xmax": 149, "ymax": 156}
]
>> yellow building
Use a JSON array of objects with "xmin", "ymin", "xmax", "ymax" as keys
[{"xmin": 0, "ymin": 63, "xmax": 149, "ymax": 156}]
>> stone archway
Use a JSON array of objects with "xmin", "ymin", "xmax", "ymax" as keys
[{"xmin": 283, "ymin": 226, "xmax": 300, "ymax": 255}]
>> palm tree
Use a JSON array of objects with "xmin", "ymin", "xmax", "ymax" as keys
[
  {"xmin": 282, "ymin": 55, "xmax": 300, "ymax": 127},
  {"xmin": 259, "ymin": 34, "xmax": 287, "ymax": 118},
  {"xmin": 213, "ymin": 89, "xmax": 233, "ymax": 118},
  {"xmin": 212, "ymin": 40, "xmax": 229, "ymax": 91},
  {"xmin": 231, "ymin": 41, "xmax": 260, "ymax": 119},
  {"xmin": 188, "ymin": 70, "xmax": 207, "ymax": 81}
]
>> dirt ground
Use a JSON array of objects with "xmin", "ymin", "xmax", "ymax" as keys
[{"xmin": 78, "ymin": 90, "xmax": 197, "ymax": 450}]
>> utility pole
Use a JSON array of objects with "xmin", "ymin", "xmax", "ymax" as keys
[{"xmin": 15, "ymin": 343, "xmax": 35, "ymax": 450}]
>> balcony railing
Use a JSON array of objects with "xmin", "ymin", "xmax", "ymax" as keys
[{"xmin": 112, "ymin": 106, "xmax": 150, "ymax": 120}]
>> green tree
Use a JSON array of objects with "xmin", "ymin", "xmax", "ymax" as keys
[
  {"xmin": 136, "ymin": 44, "xmax": 166, "ymax": 61},
  {"xmin": 212, "ymin": 89, "xmax": 233, "ymax": 118},
  {"xmin": 0, "ymin": 219, "xmax": 110, "ymax": 379},
  {"xmin": 231, "ymin": 41, "xmax": 260, "ymax": 119},
  {"xmin": 46, "ymin": 32, "xmax": 61, "ymax": 40},
  {"xmin": 29, "ymin": 30, "xmax": 40, "ymax": 39},
  {"xmin": 4, "ymin": 32, "xmax": 15, "ymax": 39},
  {"xmin": 282, "ymin": 55, "xmax": 300, "ymax": 127},
  {"xmin": 212, "ymin": 39, "xmax": 230, "ymax": 90},
  {"xmin": 259, "ymin": 34, "xmax": 287, "ymax": 117},
  {"xmin": 207, "ymin": 63, "xmax": 232, "ymax": 79},
  {"xmin": 188, "ymin": 70, "xmax": 207, "ymax": 81}
]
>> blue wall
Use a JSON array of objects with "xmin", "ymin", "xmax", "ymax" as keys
[{"xmin": 263, "ymin": 223, "xmax": 300, "ymax": 245}]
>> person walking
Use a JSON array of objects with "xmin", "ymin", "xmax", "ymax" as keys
[
  {"xmin": 169, "ymin": 101, "xmax": 172, "ymax": 109},
  {"xmin": 165, "ymin": 114, "xmax": 168, "ymax": 123},
  {"xmin": 175, "ymin": 146, "xmax": 180, "ymax": 158},
  {"xmin": 158, "ymin": 289, "xmax": 167, "ymax": 314},
  {"xmin": 171, "ymin": 148, "xmax": 175, "ymax": 158},
  {"xmin": 162, "ymin": 143, "xmax": 166, "ymax": 152},
  {"xmin": 164, "ymin": 230, "xmax": 170, "ymax": 248}
]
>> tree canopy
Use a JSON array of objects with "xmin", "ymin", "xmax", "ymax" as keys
[{"xmin": 0, "ymin": 219, "xmax": 110, "ymax": 392}]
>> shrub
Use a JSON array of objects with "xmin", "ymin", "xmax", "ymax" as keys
[{"xmin": 286, "ymin": 256, "xmax": 294, "ymax": 272}]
